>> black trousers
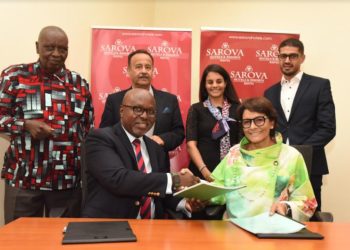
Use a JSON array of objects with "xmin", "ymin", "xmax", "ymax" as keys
[
  {"xmin": 310, "ymin": 174, "xmax": 323, "ymax": 211},
  {"xmin": 4, "ymin": 184, "xmax": 82, "ymax": 224}
]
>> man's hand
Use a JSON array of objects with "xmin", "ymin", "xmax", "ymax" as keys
[
  {"xmin": 24, "ymin": 120, "xmax": 54, "ymax": 140},
  {"xmin": 150, "ymin": 135, "xmax": 165, "ymax": 146},
  {"xmin": 177, "ymin": 168, "xmax": 200, "ymax": 190},
  {"xmin": 185, "ymin": 198, "xmax": 208, "ymax": 213}
]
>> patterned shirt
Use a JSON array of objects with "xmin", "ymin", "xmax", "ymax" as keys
[
  {"xmin": 211, "ymin": 133, "xmax": 317, "ymax": 222},
  {"xmin": 0, "ymin": 62, "xmax": 94, "ymax": 190}
]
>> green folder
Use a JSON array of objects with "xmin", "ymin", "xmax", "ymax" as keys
[{"xmin": 173, "ymin": 180, "xmax": 246, "ymax": 200}]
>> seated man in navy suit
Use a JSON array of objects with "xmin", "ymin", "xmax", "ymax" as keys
[
  {"xmin": 82, "ymin": 88, "xmax": 199, "ymax": 219},
  {"xmin": 100, "ymin": 49, "xmax": 184, "ymax": 167}
]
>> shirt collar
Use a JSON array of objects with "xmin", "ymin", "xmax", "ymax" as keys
[
  {"xmin": 281, "ymin": 71, "xmax": 303, "ymax": 85},
  {"xmin": 36, "ymin": 61, "xmax": 67, "ymax": 80},
  {"xmin": 121, "ymin": 124, "xmax": 145, "ymax": 145},
  {"xmin": 131, "ymin": 85, "xmax": 154, "ymax": 96}
]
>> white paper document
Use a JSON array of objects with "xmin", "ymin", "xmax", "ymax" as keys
[
  {"xmin": 230, "ymin": 212, "xmax": 305, "ymax": 234},
  {"xmin": 173, "ymin": 179, "xmax": 245, "ymax": 200}
]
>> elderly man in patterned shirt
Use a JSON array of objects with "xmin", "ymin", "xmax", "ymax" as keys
[{"xmin": 0, "ymin": 26, "xmax": 94, "ymax": 224}]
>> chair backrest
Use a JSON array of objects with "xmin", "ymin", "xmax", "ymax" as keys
[{"xmin": 290, "ymin": 145, "xmax": 313, "ymax": 174}]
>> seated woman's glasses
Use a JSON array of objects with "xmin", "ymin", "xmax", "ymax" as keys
[{"xmin": 241, "ymin": 116, "xmax": 268, "ymax": 128}]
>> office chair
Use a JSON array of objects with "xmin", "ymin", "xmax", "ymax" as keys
[{"xmin": 291, "ymin": 145, "xmax": 334, "ymax": 222}]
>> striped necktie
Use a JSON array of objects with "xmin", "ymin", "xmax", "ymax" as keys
[{"xmin": 132, "ymin": 139, "xmax": 151, "ymax": 219}]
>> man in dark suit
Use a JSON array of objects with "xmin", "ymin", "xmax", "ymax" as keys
[
  {"xmin": 100, "ymin": 49, "xmax": 184, "ymax": 156},
  {"xmin": 264, "ymin": 38, "xmax": 336, "ymax": 211},
  {"xmin": 82, "ymin": 88, "xmax": 199, "ymax": 218}
]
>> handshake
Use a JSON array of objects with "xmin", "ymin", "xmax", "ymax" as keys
[
  {"xmin": 171, "ymin": 169, "xmax": 208, "ymax": 213},
  {"xmin": 171, "ymin": 168, "xmax": 200, "ymax": 192}
]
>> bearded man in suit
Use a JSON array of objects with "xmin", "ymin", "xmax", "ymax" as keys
[{"xmin": 264, "ymin": 38, "xmax": 336, "ymax": 211}]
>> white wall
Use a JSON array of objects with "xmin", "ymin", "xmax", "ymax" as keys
[{"xmin": 0, "ymin": 0, "xmax": 348, "ymax": 224}]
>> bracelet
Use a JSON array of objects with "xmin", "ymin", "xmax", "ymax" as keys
[{"xmin": 199, "ymin": 165, "xmax": 207, "ymax": 172}]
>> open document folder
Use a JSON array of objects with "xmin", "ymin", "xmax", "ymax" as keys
[
  {"xmin": 230, "ymin": 212, "xmax": 324, "ymax": 239},
  {"xmin": 173, "ymin": 179, "xmax": 246, "ymax": 200}
]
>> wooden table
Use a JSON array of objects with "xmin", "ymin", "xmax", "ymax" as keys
[{"xmin": 0, "ymin": 217, "xmax": 349, "ymax": 250}]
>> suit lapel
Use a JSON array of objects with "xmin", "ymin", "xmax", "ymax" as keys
[
  {"xmin": 152, "ymin": 87, "xmax": 162, "ymax": 132},
  {"xmin": 271, "ymin": 84, "xmax": 288, "ymax": 123},
  {"xmin": 114, "ymin": 123, "xmax": 138, "ymax": 170},
  {"xmin": 289, "ymin": 74, "xmax": 310, "ymax": 120}
]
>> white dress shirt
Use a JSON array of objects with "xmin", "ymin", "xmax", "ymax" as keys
[
  {"xmin": 122, "ymin": 126, "xmax": 172, "ymax": 219},
  {"xmin": 280, "ymin": 71, "xmax": 303, "ymax": 144}
]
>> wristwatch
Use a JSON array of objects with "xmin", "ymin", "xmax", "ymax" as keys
[
  {"xmin": 285, "ymin": 204, "xmax": 292, "ymax": 218},
  {"xmin": 171, "ymin": 173, "xmax": 181, "ymax": 191}
]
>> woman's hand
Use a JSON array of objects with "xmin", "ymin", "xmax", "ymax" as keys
[
  {"xmin": 270, "ymin": 202, "xmax": 288, "ymax": 216},
  {"xmin": 201, "ymin": 167, "xmax": 214, "ymax": 182}
]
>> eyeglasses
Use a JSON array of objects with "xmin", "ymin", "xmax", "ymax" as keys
[
  {"xmin": 278, "ymin": 53, "xmax": 300, "ymax": 61},
  {"xmin": 241, "ymin": 116, "xmax": 268, "ymax": 128},
  {"xmin": 122, "ymin": 105, "xmax": 156, "ymax": 117}
]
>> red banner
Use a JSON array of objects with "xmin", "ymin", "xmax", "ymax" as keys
[
  {"xmin": 200, "ymin": 28, "xmax": 299, "ymax": 99},
  {"xmin": 91, "ymin": 27, "xmax": 192, "ymax": 170}
]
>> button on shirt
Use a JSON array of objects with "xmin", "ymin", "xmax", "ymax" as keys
[
  {"xmin": 280, "ymin": 71, "xmax": 303, "ymax": 144},
  {"xmin": 280, "ymin": 71, "xmax": 303, "ymax": 121}
]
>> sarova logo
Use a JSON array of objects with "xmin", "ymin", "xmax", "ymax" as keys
[
  {"xmin": 101, "ymin": 39, "xmax": 136, "ymax": 57},
  {"xmin": 230, "ymin": 65, "xmax": 268, "ymax": 85},
  {"xmin": 148, "ymin": 41, "xmax": 183, "ymax": 58},
  {"xmin": 122, "ymin": 66, "xmax": 159, "ymax": 77},
  {"xmin": 205, "ymin": 42, "xmax": 244, "ymax": 61},
  {"xmin": 100, "ymin": 39, "xmax": 182, "ymax": 59},
  {"xmin": 98, "ymin": 92, "xmax": 109, "ymax": 104},
  {"xmin": 206, "ymin": 48, "xmax": 244, "ymax": 57},
  {"xmin": 98, "ymin": 87, "xmax": 121, "ymax": 104},
  {"xmin": 256, "ymin": 50, "xmax": 279, "ymax": 57},
  {"xmin": 255, "ymin": 44, "xmax": 279, "ymax": 64}
]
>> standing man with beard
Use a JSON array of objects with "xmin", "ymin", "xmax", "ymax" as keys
[
  {"xmin": 264, "ymin": 38, "xmax": 336, "ymax": 212},
  {"xmin": 0, "ymin": 26, "xmax": 94, "ymax": 223},
  {"xmin": 100, "ymin": 49, "xmax": 184, "ymax": 170}
]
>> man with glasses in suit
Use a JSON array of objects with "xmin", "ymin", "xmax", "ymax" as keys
[
  {"xmin": 264, "ymin": 38, "xmax": 336, "ymax": 212},
  {"xmin": 100, "ymin": 50, "xmax": 184, "ymax": 171}
]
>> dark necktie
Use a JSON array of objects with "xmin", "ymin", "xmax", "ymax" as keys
[{"xmin": 132, "ymin": 139, "xmax": 151, "ymax": 219}]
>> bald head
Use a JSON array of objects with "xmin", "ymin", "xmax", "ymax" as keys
[
  {"xmin": 36, "ymin": 26, "xmax": 69, "ymax": 74},
  {"xmin": 38, "ymin": 26, "xmax": 67, "ymax": 42},
  {"xmin": 120, "ymin": 89, "xmax": 156, "ymax": 137}
]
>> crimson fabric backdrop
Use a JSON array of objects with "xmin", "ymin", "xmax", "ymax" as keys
[
  {"xmin": 91, "ymin": 27, "xmax": 192, "ymax": 170},
  {"xmin": 200, "ymin": 28, "xmax": 299, "ymax": 99}
]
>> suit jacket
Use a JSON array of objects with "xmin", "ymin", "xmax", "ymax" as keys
[
  {"xmin": 264, "ymin": 73, "xmax": 336, "ymax": 175},
  {"xmin": 81, "ymin": 123, "xmax": 181, "ymax": 218},
  {"xmin": 100, "ymin": 87, "xmax": 185, "ymax": 152}
]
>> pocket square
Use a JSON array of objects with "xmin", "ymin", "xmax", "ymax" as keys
[{"xmin": 162, "ymin": 107, "xmax": 171, "ymax": 114}]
